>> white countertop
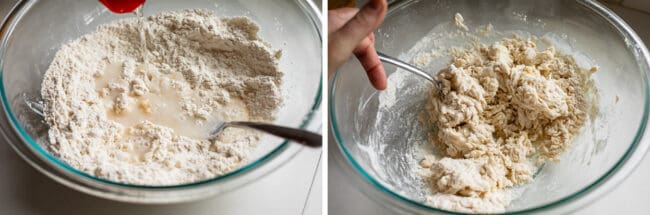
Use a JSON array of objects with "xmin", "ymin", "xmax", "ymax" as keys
[
  {"xmin": 1, "ymin": 143, "xmax": 322, "ymax": 215},
  {"xmin": 329, "ymin": 139, "xmax": 650, "ymax": 215},
  {"xmin": 329, "ymin": 2, "xmax": 650, "ymax": 215},
  {"xmin": 0, "ymin": 1, "xmax": 322, "ymax": 215}
]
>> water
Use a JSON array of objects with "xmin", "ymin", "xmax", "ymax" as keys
[
  {"xmin": 134, "ymin": 6, "xmax": 147, "ymax": 63},
  {"xmin": 97, "ymin": 0, "xmax": 147, "ymax": 59}
]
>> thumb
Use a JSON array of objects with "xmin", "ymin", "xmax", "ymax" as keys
[
  {"xmin": 329, "ymin": 0, "xmax": 387, "ymax": 62},
  {"xmin": 337, "ymin": 0, "xmax": 387, "ymax": 44}
]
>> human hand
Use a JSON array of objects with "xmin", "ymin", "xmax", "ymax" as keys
[{"xmin": 328, "ymin": 0, "xmax": 388, "ymax": 90}]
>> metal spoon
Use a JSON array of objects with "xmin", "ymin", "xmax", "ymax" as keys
[
  {"xmin": 211, "ymin": 121, "xmax": 321, "ymax": 147},
  {"xmin": 24, "ymin": 97, "xmax": 321, "ymax": 148},
  {"xmin": 377, "ymin": 51, "xmax": 442, "ymax": 90}
]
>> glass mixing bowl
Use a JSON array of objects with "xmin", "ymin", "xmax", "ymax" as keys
[
  {"xmin": 0, "ymin": 0, "xmax": 321, "ymax": 203},
  {"xmin": 331, "ymin": 0, "xmax": 650, "ymax": 214}
]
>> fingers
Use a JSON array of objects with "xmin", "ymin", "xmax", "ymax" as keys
[
  {"xmin": 328, "ymin": 0, "xmax": 387, "ymax": 75},
  {"xmin": 337, "ymin": 0, "xmax": 387, "ymax": 44},
  {"xmin": 327, "ymin": 8, "xmax": 361, "ymax": 76},
  {"xmin": 328, "ymin": 39, "xmax": 352, "ymax": 76},
  {"xmin": 327, "ymin": 8, "xmax": 359, "ymax": 34},
  {"xmin": 354, "ymin": 34, "xmax": 387, "ymax": 90}
]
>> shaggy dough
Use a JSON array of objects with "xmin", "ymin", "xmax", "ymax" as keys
[{"xmin": 420, "ymin": 36, "xmax": 596, "ymax": 213}]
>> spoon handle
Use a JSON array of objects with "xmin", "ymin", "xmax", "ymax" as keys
[
  {"xmin": 377, "ymin": 52, "xmax": 437, "ymax": 83},
  {"xmin": 228, "ymin": 121, "xmax": 322, "ymax": 147}
]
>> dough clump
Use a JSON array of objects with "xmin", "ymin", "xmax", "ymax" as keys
[{"xmin": 421, "ymin": 36, "xmax": 596, "ymax": 213}]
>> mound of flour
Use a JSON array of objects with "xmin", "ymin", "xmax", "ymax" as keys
[{"xmin": 41, "ymin": 9, "xmax": 283, "ymax": 185}]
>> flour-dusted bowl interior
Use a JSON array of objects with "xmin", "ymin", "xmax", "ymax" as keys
[
  {"xmin": 331, "ymin": 0, "xmax": 650, "ymax": 214},
  {"xmin": 0, "ymin": 0, "xmax": 321, "ymax": 203}
]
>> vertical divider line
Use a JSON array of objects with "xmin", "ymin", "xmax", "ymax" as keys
[{"xmin": 301, "ymin": 151, "xmax": 323, "ymax": 215}]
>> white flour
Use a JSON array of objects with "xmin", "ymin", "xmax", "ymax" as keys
[{"xmin": 41, "ymin": 9, "xmax": 283, "ymax": 185}]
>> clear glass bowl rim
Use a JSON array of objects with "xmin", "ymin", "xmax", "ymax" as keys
[
  {"xmin": 330, "ymin": 0, "xmax": 650, "ymax": 214},
  {"xmin": 0, "ymin": 0, "xmax": 322, "ymax": 189}
]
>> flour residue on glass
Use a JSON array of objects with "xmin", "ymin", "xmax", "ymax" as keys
[{"xmin": 368, "ymin": 13, "xmax": 601, "ymax": 214}]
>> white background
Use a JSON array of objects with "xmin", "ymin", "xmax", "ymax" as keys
[{"xmin": 3, "ymin": 0, "xmax": 650, "ymax": 214}]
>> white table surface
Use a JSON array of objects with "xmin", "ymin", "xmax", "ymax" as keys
[
  {"xmin": 0, "ymin": 1, "xmax": 323, "ymax": 215},
  {"xmin": 329, "ymin": 2, "xmax": 650, "ymax": 215}
]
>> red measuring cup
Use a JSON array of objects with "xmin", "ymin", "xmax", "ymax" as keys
[{"xmin": 99, "ymin": 0, "xmax": 145, "ymax": 14}]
